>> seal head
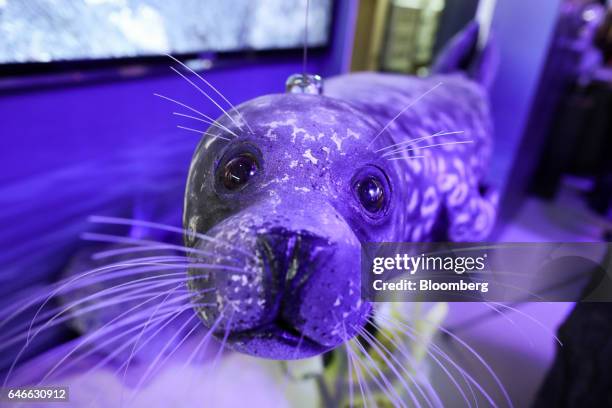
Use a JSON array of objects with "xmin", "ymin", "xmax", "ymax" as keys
[{"xmin": 183, "ymin": 93, "xmax": 400, "ymax": 359}]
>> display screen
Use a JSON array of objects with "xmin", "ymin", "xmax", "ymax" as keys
[{"xmin": 0, "ymin": 0, "xmax": 332, "ymax": 64}]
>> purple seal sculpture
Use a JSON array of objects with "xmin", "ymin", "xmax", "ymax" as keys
[{"xmin": 183, "ymin": 22, "xmax": 498, "ymax": 359}]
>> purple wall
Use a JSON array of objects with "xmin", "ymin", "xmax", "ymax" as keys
[{"xmin": 0, "ymin": 61, "xmax": 336, "ymax": 183}]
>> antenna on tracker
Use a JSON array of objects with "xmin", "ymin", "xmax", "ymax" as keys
[{"xmin": 285, "ymin": 0, "xmax": 323, "ymax": 95}]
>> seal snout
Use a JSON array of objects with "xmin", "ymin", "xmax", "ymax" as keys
[
  {"xmin": 256, "ymin": 228, "xmax": 336, "ymax": 343},
  {"xmin": 257, "ymin": 227, "xmax": 333, "ymax": 301},
  {"xmin": 187, "ymin": 203, "xmax": 369, "ymax": 359},
  {"xmin": 248, "ymin": 224, "xmax": 367, "ymax": 358}
]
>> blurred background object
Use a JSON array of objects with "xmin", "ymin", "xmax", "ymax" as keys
[
  {"xmin": 351, "ymin": 0, "xmax": 611, "ymax": 242},
  {"xmin": 351, "ymin": 0, "xmax": 479, "ymax": 75},
  {"xmin": 0, "ymin": 0, "xmax": 333, "ymax": 64},
  {"xmin": 507, "ymin": 0, "xmax": 612, "ymax": 227}
]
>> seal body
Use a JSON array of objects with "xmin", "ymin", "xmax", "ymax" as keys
[
  {"xmin": 183, "ymin": 75, "xmax": 496, "ymax": 360},
  {"xmin": 326, "ymin": 72, "xmax": 497, "ymax": 242},
  {"xmin": 183, "ymin": 24, "xmax": 498, "ymax": 359}
]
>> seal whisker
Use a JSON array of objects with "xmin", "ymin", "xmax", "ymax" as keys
[
  {"xmin": 89, "ymin": 254, "xmax": 192, "ymax": 265},
  {"xmin": 44, "ymin": 309, "xmax": 183, "ymax": 384},
  {"xmin": 0, "ymin": 260, "xmax": 232, "ymax": 340},
  {"xmin": 40, "ymin": 260, "xmax": 237, "ymax": 316},
  {"xmin": 21, "ymin": 260, "xmax": 224, "ymax": 310},
  {"xmin": 367, "ymin": 314, "xmax": 448, "ymax": 406},
  {"xmin": 351, "ymin": 335, "xmax": 407, "ymax": 407},
  {"xmin": 39, "ymin": 301, "xmax": 198, "ymax": 385},
  {"xmin": 375, "ymin": 130, "xmax": 466, "ymax": 153},
  {"xmin": 4, "ymin": 288, "xmax": 195, "ymax": 386},
  {"xmin": 128, "ymin": 311, "xmax": 203, "ymax": 401},
  {"xmin": 83, "ymin": 232, "xmax": 245, "ymax": 265},
  {"xmin": 173, "ymin": 111, "xmax": 238, "ymax": 137},
  {"xmin": 0, "ymin": 286, "xmax": 49, "ymax": 320},
  {"xmin": 166, "ymin": 54, "xmax": 254, "ymax": 134},
  {"xmin": 5, "ymin": 307, "xmax": 187, "ymax": 384},
  {"xmin": 0, "ymin": 278, "xmax": 195, "ymax": 345},
  {"xmin": 358, "ymin": 322, "xmax": 436, "ymax": 408},
  {"xmin": 0, "ymin": 282, "xmax": 201, "ymax": 354},
  {"xmin": 136, "ymin": 316, "xmax": 201, "ymax": 393},
  {"xmin": 207, "ymin": 308, "xmax": 234, "ymax": 375},
  {"xmin": 365, "ymin": 315, "xmax": 445, "ymax": 407},
  {"xmin": 129, "ymin": 314, "xmax": 201, "ymax": 400},
  {"xmin": 91, "ymin": 243, "xmax": 200, "ymax": 260},
  {"xmin": 378, "ymin": 314, "xmax": 505, "ymax": 408},
  {"xmin": 15, "ymin": 261, "xmax": 196, "ymax": 342},
  {"xmin": 339, "ymin": 322, "xmax": 356, "ymax": 408},
  {"xmin": 77, "ymin": 300, "xmax": 213, "ymax": 384},
  {"xmin": 354, "ymin": 325, "xmax": 423, "ymax": 408},
  {"xmin": 382, "ymin": 140, "xmax": 475, "ymax": 158},
  {"xmin": 95, "ymin": 282, "xmax": 183, "ymax": 406},
  {"xmin": 172, "ymin": 311, "xmax": 225, "ymax": 399},
  {"xmin": 169, "ymin": 66, "xmax": 244, "ymax": 132},
  {"xmin": 19, "ymin": 262, "xmax": 234, "ymax": 342},
  {"xmin": 368, "ymin": 82, "xmax": 443, "ymax": 149},
  {"xmin": 387, "ymin": 156, "xmax": 426, "ymax": 161},
  {"xmin": 372, "ymin": 315, "xmax": 477, "ymax": 408},
  {"xmin": 87, "ymin": 215, "xmax": 257, "ymax": 261},
  {"xmin": 31, "ymin": 272, "xmax": 203, "ymax": 325},
  {"xmin": 182, "ymin": 312, "xmax": 223, "ymax": 370},
  {"xmin": 176, "ymin": 125, "xmax": 232, "ymax": 141},
  {"xmin": 4, "ymin": 260, "xmax": 227, "ymax": 342},
  {"xmin": 153, "ymin": 93, "xmax": 239, "ymax": 137},
  {"xmin": 469, "ymin": 302, "xmax": 536, "ymax": 349},
  {"xmin": 345, "ymin": 339, "xmax": 373, "ymax": 407},
  {"xmin": 487, "ymin": 302, "xmax": 562, "ymax": 346},
  {"xmin": 343, "ymin": 333, "xmax": 356, "ymax": 408},
  {"xmin": 349, "ymin": 337, "xmax": 399, "ymax": 406}
]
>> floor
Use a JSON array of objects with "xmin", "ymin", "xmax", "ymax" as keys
[{"xmin": 431, "ymin": 180, "xmax": 609, "ymax": 407}]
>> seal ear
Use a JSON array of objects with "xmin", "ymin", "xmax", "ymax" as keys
[{"xmin": 431, "ymin": 20, "xmax": 499, "ymax": 89}]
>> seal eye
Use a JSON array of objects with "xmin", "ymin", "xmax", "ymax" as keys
[
  {"xmin": 223, "ymin": 153, "xmax": 259, "ymax": 190},
  {"xmin": 356, "ymin": 176, "xmax": 385, "ymax": 213}
]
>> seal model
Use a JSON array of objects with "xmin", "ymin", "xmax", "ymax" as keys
[{"xmin": 183, "ymin": 22, "xmax": 499, "ymax": 359}]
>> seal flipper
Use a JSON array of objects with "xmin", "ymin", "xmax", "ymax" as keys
[{"xmin": 432, "ymin": 21, "xmax": 499, "ymax": 89}]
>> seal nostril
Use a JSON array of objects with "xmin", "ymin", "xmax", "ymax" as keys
[
  {"xmin": 273, "ymin": 316, "xmax": 302, "ymax": 338},
  {"xmin": 255, "ymin": 227, "xmax": 340, "ymax": 337},
  {"xmin": 257, "ymin": 227, "xmax": 334, "ymax": 287}
]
